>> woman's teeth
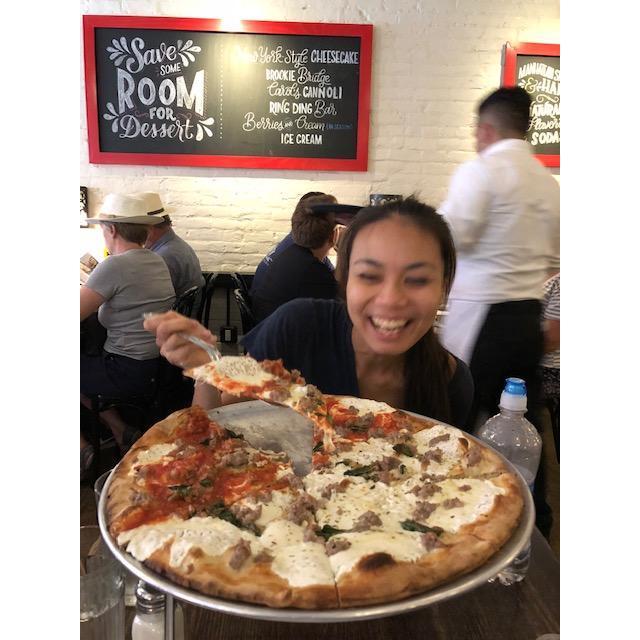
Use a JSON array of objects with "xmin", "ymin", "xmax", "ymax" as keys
[{"xmin": 371, "ymin": 317, "xmax": 408, "ymax": 332}]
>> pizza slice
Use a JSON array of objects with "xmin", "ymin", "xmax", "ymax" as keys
[
  {"xmin": 304, "ymin": 465, "xmax": 522, "ymax": 606},
  {"xmin": 116, "ymin": 510, "xmax": 339, "ymax": 608},
  {"xmin": 107, "ymin": 407, "xmax": 296, "ymax": 537},
  {"xmin": 184, "ymin": 356, "xmax": 318, "ymax": 412}
]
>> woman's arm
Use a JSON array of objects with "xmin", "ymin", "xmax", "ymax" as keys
[
  {"xmin": 80, "ymin": 286, "xmax": 105, "ymax": 321},
  {"xmin": 543, "ymin": 318, "xmax": 560, "ymax": 354},
  {"xmin": 145, "ymin": 311, "xmax": 243, "ymax": 410},
  {"xmin": 144, "ymin": 311, "xmax": 215, "ymax": 369},
  {"xmin": 192, "ymin": 380, "xmax": 222, "ymax": 410}
]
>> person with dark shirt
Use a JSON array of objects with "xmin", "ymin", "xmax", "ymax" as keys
[
  {"xmin": 251, "ymin": 191, "xmax": 332, "ymax": 292},
  {"xmin": 144, "ymin": 196, "xmax": 474, "ymax": 428},
  {"xmin": 251, "ymin": 193, "xmax": 340, "ymax": 323}
]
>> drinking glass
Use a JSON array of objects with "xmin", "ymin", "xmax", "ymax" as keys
[
  {"xmin": 94, "ymin": 469, "xmax": 137, "ymax": 607},
  {"xmin": 80, "ymin": 525, "xmax": 125, "ymax": 640}
]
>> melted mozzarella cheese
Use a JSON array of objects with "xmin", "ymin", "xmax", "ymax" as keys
[
  {"xmin": 214, "ymin": 356, "xmax": 275, "ymax": 386},
  {"xmin": 412, "ymin": 424, "xmax": 468, "ymax": 475},
  {"xmin": 131, "ymin": 443, "xmax": 176, "ymax": 470},
  {"xmin": 287, "ymin": 384, "xmax": 314, "ymax": 406},
  {"xmin": 403, "ymin": 478, "xmax": 504, "ymax": 532},
  {"xmin": 331, "ymin": 438, "xmax": 397, "ymax": 468},
  {"xmin": 260, "ymin": 519, "xmax": 307, "ymax": 548},
  {"xmin": 118, "ymin": 516, "xmax": 256, "ymax": 566},
  {"xmin": 305, "ymin": 470, "xmax": 415, "ymax": 531},
  {"xmin": 328, "ymin": 530, "xmax": 426, "ymax": 579},
  {"xmin": 234, "ymin": 490, "xmax": 295, "ymax": 528},
  {"xmin": 271, "ymin": 542, "xmax": 335, "ymax": 586},
  {"xmin": 336, "ymin": 397, "xmax": 394, "ymax": 414},
  {"xmin": 260, "ymin": 520, "xmax": 334, "ymax": 586},
  {"xmin": 120, "ymin": 515, "xmax": 334, "ymax": 587}
]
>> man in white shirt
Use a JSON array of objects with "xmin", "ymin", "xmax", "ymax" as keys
[{"xmin": 439, "ymin": 86, "xmax": 560, "ymax": 431}]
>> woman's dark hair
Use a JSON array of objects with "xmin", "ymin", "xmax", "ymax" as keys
[
  {"xmin": 335, "ymin": 195, "xmax": 457, "ymax": 422},
  {"xmin": 104, "ymin": 221, "xmax": 149, "ymax": 245},
  {"xmin": 291, "ymin": 194, "xmax": 338, "ymax": 250}
]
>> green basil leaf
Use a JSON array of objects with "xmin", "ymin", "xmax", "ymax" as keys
[
  {"xmin": 344, "ymin": 464, "xmax": 378, "ymax": 479},
  {"xmin": 168, "ymin": 484, "xmax": 192, "ymax": 498},
  {"xmin": 205, "ymin": 501, "xmax": 226, "ymax": 517},
  {"xmin": 205, "ymin": 501, "xmax": 259, "ymax": 535},
  {"xmin": 199, "ymin": 478, "xmax": 213, "ymax": 487},
  {"xmin": 400, "ymin": 520, "xmax": 443, "ymax": 535},
  {"xmin": 313, "ymin": 441, "xmax": 324, "ymax": 453},
  {"xmin": 317, "ymin": 524, "xmax": 346, "ymax": 540},
  {"xmin": 393, "ymin": 443, "xmax": 415, "ymax": 457}
]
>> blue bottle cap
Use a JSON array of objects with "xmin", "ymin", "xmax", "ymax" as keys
[{"xmin": 503, "ymin": 377, "xmax": 527, "ymax": 396}]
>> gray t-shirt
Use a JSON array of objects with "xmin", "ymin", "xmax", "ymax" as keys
[{"xmin": 86, "ymin": 249, "xmax": 176, "ymax": 360}]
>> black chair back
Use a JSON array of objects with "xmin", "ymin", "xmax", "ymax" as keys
[
  {"xmin": 232, "ymin": 288, "xmax": 256, "ymax": 335},
  {"xmin": 199, "ymin": 273, "xmax": 221, "ymax": 328},
  {"xmin": 229, "ymin": 272, "xmax": 251, "ymax": 298},
  {"xmin": 172, "ymin": 285, "xmax": 200, "ymax": 317}
]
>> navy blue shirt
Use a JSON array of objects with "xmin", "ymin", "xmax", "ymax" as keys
[
  {"xmin": 250, "ymin": 244, "xmax": 337, "ymax": 324},
  {"xmin": 243, "ymin": 298, "xmax": 473, "ymax": 427},
  {"xmin": 251, "ymin": 233, "xmax": 334, "ymax": 296}
]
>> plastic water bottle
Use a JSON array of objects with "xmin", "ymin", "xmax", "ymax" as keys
[{"xmin": 475, "ymin": 377, "xmax": 542, "ymax": 585}]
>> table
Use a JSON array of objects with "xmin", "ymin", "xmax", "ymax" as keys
[{"xmin": 123, "ymin": 528, "xmax": 558, "ymax": 640}]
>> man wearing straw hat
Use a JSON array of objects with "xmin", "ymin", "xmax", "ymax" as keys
[
  {"xmin": 134, "ymin": 192, "xmax": 205, "ymax": 298},
  {"xmin": 80, "ymin": 193, "xmax": 175, "ymax": 473}
]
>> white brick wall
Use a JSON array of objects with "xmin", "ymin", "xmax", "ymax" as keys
[{"xmin": 79, "ymin": 0, "xmax": 559, "ymax": 271}]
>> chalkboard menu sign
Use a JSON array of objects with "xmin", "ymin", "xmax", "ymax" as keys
[
  {"xmin": 83, "ymin": 16, "xmax": 372, "ymax": 171},
  {"xmin": 501, "ymin": 42, "xmax": 560, "ymax": 167}
]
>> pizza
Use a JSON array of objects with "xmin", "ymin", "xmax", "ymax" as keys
[{"xmin": 106, "ymin": 360, "xmax": 524, "ymax": 609}]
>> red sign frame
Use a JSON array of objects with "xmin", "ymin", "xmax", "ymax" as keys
[
  {"xmin": 83, "ymin": 15, "xmax": 373, "ymax": 171},
  {"xmin": 501, "ymin": 42, "xmax": 560, "ymax": 168}
]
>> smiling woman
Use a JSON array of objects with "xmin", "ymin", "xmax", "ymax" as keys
[
  {"xmin": 331, "ymin": 196, "xmax": 463, "ymax": 423},
  {"xmin": 144, "ymin": 197, "xmax": 473, "ymax": 429}
]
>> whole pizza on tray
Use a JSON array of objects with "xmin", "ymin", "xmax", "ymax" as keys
[{"xmin": 106, "ymin": 356, "xmax": 524, "ymax": 609}]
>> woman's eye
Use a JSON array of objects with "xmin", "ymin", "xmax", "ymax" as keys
[
  {"xmin": 357, "ymin": 273, "xmax": 380, "ymax": 282},
  {"xmin": 406, "ymin": 277, "xmax": 429, "ymax": 286}
]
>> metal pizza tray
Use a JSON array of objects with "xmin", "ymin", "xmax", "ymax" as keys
[{"xmin": 98, "ymin": 400, "xmax": 535, "ymax": 623}]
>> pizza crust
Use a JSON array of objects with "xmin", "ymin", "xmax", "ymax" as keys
[
  {"xmin": 334, "ymin": 532, "xmax": 494, "ymax": 607},
  {"xmin": 106, "ymin": 408, "xmax": 193, "ymax": 534},
  {"xmin": 145, "ymin": 542, "xmax": 339, "ymax": 609},
  {"xmin": 456, "ymin": 473, "xmax": 524, "ymax": 549}
]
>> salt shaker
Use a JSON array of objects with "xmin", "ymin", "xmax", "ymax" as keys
[{"xmin": 131, "ymin": 580, "xmax": 185, "ymax": 640}]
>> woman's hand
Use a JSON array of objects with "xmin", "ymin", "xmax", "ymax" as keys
[{"xmin": 144, "ymin": 311, "xmax": 217, "ymax": 369}]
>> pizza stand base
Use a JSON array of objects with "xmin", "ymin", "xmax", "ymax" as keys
[{"xmin": 98, "ymin": 401, "xmax": 535, "ymax": 630}]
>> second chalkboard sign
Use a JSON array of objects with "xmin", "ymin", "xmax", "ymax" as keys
[
  {"xmin": 501, "ymin": 42, "xmax": 560, "ymax": 168},
  {"xmin": 83, "ymin": 15, "xmax": 372, "ymax": 171}
]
